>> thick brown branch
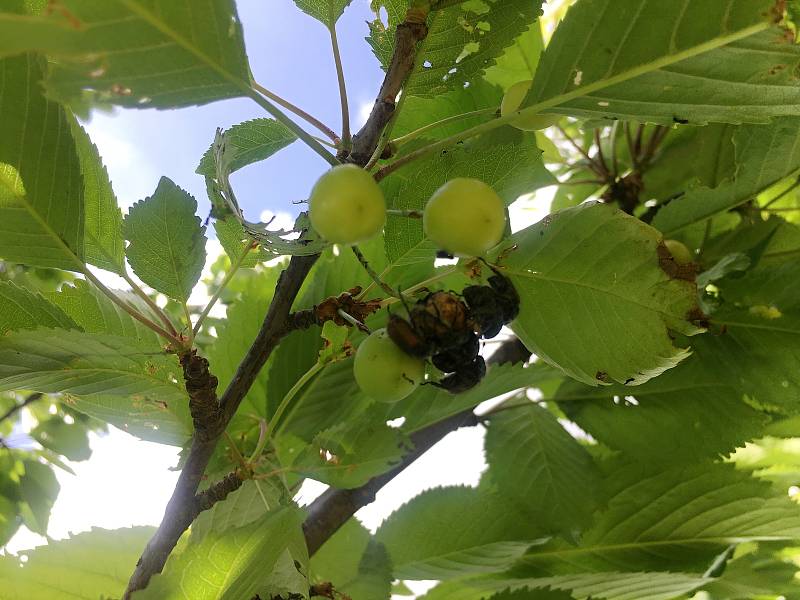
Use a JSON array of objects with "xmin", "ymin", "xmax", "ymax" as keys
[
  {"xmin": 302, "ymin": 337, "xmax": 531, "ymax": 555},
  {"xmin": 124, "ymin": 254, "xmax": 318, "ymax": 598},
  {"xmin": 347, "ymin": 13, "xmax": 428, "ymax": 166}
]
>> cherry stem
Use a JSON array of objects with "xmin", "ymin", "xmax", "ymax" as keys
[
  {"xmin": 351, "ymin": 245, "xmax": 397, "ymax": 298},
  {"xmin": 386, "ymin": 209, "xmax": 423, "ymax": 218}
]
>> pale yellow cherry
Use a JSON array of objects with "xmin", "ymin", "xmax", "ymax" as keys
[
  {"xmin": 501, "ymin": 80, "xmax": 560, "ymax": 131},
  {"xmin": 423, "ymin": 178, "xmax": 506, "ymax": 257},
  {"xmin": 353, "ymin": 329, "xmax": 425, "ymax": 402},
  {"xmin": 309, "ymin": 164, "xmax": 386, "ymax": 245}
]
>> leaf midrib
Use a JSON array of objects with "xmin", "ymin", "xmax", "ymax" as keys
[
  {"xmin": 505, "ymin": 266, "xmax": 685, "ymax": 321},
  {"xmin": 523, "ymin": 533, "xmax": 797, "ymax": 565},
  {"xmin": 520, "ymin": 21, "xmax": 770, "ymax": 118}
]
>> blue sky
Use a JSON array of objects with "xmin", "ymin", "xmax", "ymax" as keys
[{"xmin": 87, "ymin": 0, "xmax": 385, "ymax": 223}]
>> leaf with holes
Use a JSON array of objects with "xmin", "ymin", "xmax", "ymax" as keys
[
  {"xmin": 653, "ymin": 118, "xmax": 800, "ymax": 234},
  {"xmin": 517, "ymin": 0, "xmax": 800, "ymax": 124},
  {"xmin": 36, "ymin": 0, "xmax": 251, "ymax": 109},
  {"xmin": 369, "ymin": 0, "xmax": 543, "ymax": 98}
]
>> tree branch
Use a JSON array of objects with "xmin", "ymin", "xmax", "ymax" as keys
[
  {"xmin": 346, "ymin": 10, "xmax": 429, "ymax": 165},
  {"xmin": 124, "ymin": 254, "xmax": 318, "ymax": 598},
  {"xmin": 0, "ymin": 392, "xmax": 43, "ymax": 426},
  {"xmin": 126, "ymin": 4, "xmax": 438, "ymax": 593},
  {"xmin": 302, "ymin": 336, "xmax": 531, "ymax": 555}
]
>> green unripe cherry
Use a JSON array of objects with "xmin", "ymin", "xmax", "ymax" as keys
[
  {"xmin": 309, "ymin": 164, "xmax": 386, "ymax": 245},
  {"xmin": 500, "ymin": 80, "xmax": 561, "ymax": 131},
  {"xmin": 353, "ymin": 328, "xmax": 425, "ymax": 402},
  {"xmin": 423, "ymin": 178, "xmax": 507, "ymax": 257},
  {"xmin": 664, "ymin": 239, "xmax": 693, "ymax": 265}
]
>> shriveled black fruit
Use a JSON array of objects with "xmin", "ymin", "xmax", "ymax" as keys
[{"xmin": 432, "ymin": 333, "xmax": 480, "ymax": 373}]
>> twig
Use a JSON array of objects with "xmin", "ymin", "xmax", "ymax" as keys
[
  {"xmin": 124, "ymin": 254, "xmax": 318, "ymax": 598},
  {"xmin": 556, "ymin": 125, "xmax": 605, "ymax": 176},
  {"xmin": 122, "ymin": 270, "xmax": 178, "ymax": 336},
  {"xmin": 252, "ymin": 81, "xmax": 341, "ymax": 146},
  {"xmin": 0, "ymin": 393, "xmax": 43, "ymax": 426},
  {"xmin": 594, "ymin": 129, "xmax": 609, "ymax": 177},
  {"xmin": 302, "ymin": 337, "xmax": 531, "ymax": 554},
  {"xmin": 348, "ymin": 10, "xmax": 430, "ymax": 165},
  {"xmin": 351, "ymin": 246, "xmax": 396, "ymax": 298},
  {"xmin": 329, "ymin": 24, "xmax": 351, "ymax": 149},
  {"xmin": 609, "ymin": 121, "xmax": 620, "ymax": 177},
  {"xmin": 386, "ymin": 208, "xmax": 423, "ymax": 218},
  {"xmin": 390, "ymin": 107, "xmax": 497, "ymax": 148},
  {"xmin": 193, "ymin": 242, "xmax": 255, "ymax": 336},
  {"xmin": 247, "ymin": 88, "xmax": 339, "ymax": 167},
  {"xmin": 82, "ymin": 267, "xmax": 180, "ymax": 344},
  {"xmin": 267, "ymin": 361, "xmax": 324, "ymax": 441}
]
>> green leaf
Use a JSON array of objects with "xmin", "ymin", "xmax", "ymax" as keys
[
  {"xmin": 485, "ymin": 402, "xmax": 601, "ymax": 532},
  {"xmin": 0, "ymin": 53, "xmax": 84, "ymax": 271},
  {"xmin": 555, "ymin": 354, "xmax": 769, "ymax": 465},
  {"xmin": 139, "ymin": 507, "xmax": 307, "ymax": 600},
  {"xmin": 0, "ymin": 526, "xmax": 155, "ymax": 600},
  {"xmin": 293, "ymin": 405, "xmax": 410, "ymax": 488},
  {"xmin": 49, "ymin": 279, "xmax": 161, "ymax": 347},
  {"xmin": 369, "ymin": 0, "xmax": 542, "ymax": 98},
  {"xmin": 421, "ymin": 571, "xmax": 710, "ymax": 600},
  {"xmin": 124, "ymin": 176, "xmax": 207, "ymax": 303},
  {"xmin": 292, "ymin": 0, "xmax": 352, "ymax": 27},
  {"xmin": 0, "ymin": 10, "xmax": 83, "ymax": 58},
  {"xmin": 18, "ymin": 459, "xmax": 59, "ymax": 535},
  {"xmin": 196, "ymin": 118, "xmax": 297, "ymax": 177},
  {"xmin": 207, "ymin": 265, "xmax": 281, "ymax": 424},
  {"xmin": 654, "ymin": 118, "xmax": 800, "ymax": 234},
  {"xmin": 376, "ymin": 485, "xmax": 548, "ymax": 580},
  {"xmin": 517, "ymin": 462, "xmax": 800, "ymax": 574},
  {"xmin": 0, "ymin": 329, "xmax": 184, "ymax": 398},
  {"xmin": 214, "ymin": 218, "xmax": 260, "ymax": 267},
  {"xmin": 700, "ymin": 545, "xmax": 800, "ymax": 599},
  {"xmin": 69, "ymin": 117, "xmax": 126, "ymax": 274},
  {"xmin": 392, "ymin": 79, "xmax": 503, "ymax": 141},
  {"xmin": 520, "ymin": 0, "xmax": 798, "ymax": 124},
  {"xmin": 0, "ymin": 493, "xmax": 21, "ymax": 548},
  {"xmin": 483, "ymin": 23, "xmax": 544, "ymax": 91},
  {"xmin": 31, "ymin": 417, "xmax": 92, "ymax": 461},
  {"xmin": 0, "ymin": 281, "xmax": 78, "ymax": 335},
  {"xmin": 311, "ymin": 519, "xmax": 393, "ymax": 600},
  {"xmin": 191, "ymin": 480, "xmax": 288, "ymax": 540},
  {"xmin": 388, "ymin": 361, "xmax": 564, "ymax": 434},
  {"xmin": 31, "ymin": 0, "xmax": 252, "ymax": 109},
  {"xmin": 0, "ymin": 329, "xmax": 190, "ymax": 444},
  {"xmin": 383, "ymin": 127, "xmax": 554, "ymax": 265},
  {"xmin": 503, "ymin": 202, "xmax": 703, "ymax": 386}
]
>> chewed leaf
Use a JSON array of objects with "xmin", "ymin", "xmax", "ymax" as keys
[{"xmin": 502, "ymin": 202, "xmax": 704, "ymax": 386}]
